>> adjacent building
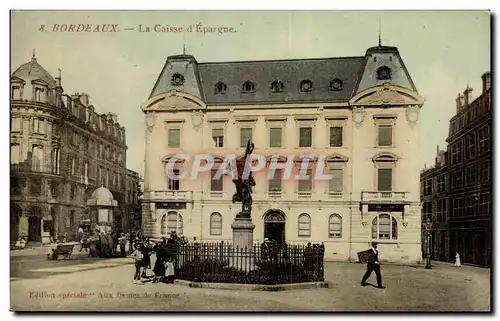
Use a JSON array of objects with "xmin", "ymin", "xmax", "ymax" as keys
[
  {"xmin": 10, "ymin": 54, "xmax": 141, "ymax": 243},
  {"xmin": 126, "ymin": 169, "xmax": 143, "ymax": 231},
  {"xmin": 140, "ymin": 45, "xmax": 425, "ymax": 263},
  {"xmin": 420, "ymin": 72, "xmax": 491, "ymax": 266}
]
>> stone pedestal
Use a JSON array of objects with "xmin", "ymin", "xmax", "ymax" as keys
[{"xmin": 231, "ymin": 213, "xmax": 255, "ymax": 250}]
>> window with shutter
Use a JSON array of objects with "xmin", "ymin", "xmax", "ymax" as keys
[
  {"xmin": 329, "ymin": 214, "xmax": 342, "ymax": 238},
  {"xmin": 168, "ymin": 169, "xmax": 180, "ymax": 190},
  {"xmin": 329, "ymin": 127, "xmax": 343, "ymax": 147},
  {"xmin": 371, "ymin": 214, "xmax": 398, "ymax": 240},
  {"xmin": 210, "ymin": 213, "xmax": 223, "ymax": 235},
  {"xmin": 166, "ymin": 212, "xmax": 183, "ymax": 235},
  {"xmin": 377, "ymin": 168, "xmax": 392, "ymax": 191},
  {"xmin": 298, "ymin": 213, "xmax": 311, "ymax": 237},
  {"xmin": 269, "ymin": 127, "xmax": 282, "ymax": 147},
  {"xmin": 168, "ymin": 128, "xmax": 181, "ymax": 148}
]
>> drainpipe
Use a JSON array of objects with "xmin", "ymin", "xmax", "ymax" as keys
[{"xmin": 348, "ymin": 192, "xmax": 353, "ymax": 262}]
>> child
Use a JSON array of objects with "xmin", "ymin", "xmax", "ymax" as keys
[
  {"xmin": 165, "ymin": 257, "xmax": 176, "ymax": 284},
  {"xmin": 130, "ymin": 243, "xmax": 144, "ymax": 285}
]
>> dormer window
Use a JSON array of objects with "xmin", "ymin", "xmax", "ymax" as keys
[
  {"xmin": 329, "ymin": 78, "xmax": 343, "ymax": 91},
  {"xmin": 171, "ymin": 73, "xmax": 185, "ymax": 86},
  {"xmin": 300, "ymin": 80, "xmax": 313, "ymax": 92},
  {"xmin": 214, "ymin": 82, "xmax": 227, "ymax": 94},
  {"xmin": 271, "ymin": 80, "xmax": 284, "ymax": 93},
  {"xmin": 376, "ymin": 66, "xmax": 392, "ymax": 81},
  {"xmin": 11, "ymin": 86, "xmax": 21, "ymax": 100},
  {"xmin": 34, "ymin": 88, "xmax": 43, "ymax": 102},
  {"xmin": 242, "ymin": 81, "xmax": 255, "ymax": 93}
]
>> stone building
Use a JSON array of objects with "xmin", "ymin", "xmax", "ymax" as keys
[
  {"xmin": 140, "ymin": 45, "xmax": 425, "ymax": 263},
  {"xmin": 419, "ymin": 71, "xmax": 491, "ymax": 267},
  {"xmin": 420, "ymin": 147, "xmax": 449, "ymax": 262},
  {"xmin": 126, "ymin": 169, "xmax": 143, "ymax": 231},
  {"xmin": 10, "ymin": 54, "xmax": 139, "ymax": 243}
]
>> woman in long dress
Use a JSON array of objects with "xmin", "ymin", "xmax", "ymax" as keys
[{"xmin": 152, "ymin": 238, "xmax": 167, "ymax": 283}]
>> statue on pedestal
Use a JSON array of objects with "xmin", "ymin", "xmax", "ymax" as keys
[{"xmin": 232, "ymin": 140, "xmax": 256, "ymax": 219}]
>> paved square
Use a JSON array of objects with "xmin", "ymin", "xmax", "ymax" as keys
[{"xmin": 10, "ymin": 249, "xmax": 490, "ymax": 311}]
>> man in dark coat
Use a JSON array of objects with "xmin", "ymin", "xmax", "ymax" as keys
[{"xmin": 361, "ymin": 242, "xmax": 385, "ymax": 289}]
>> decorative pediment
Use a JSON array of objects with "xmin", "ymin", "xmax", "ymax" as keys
[
  {"xmin": 10, "ymin": 76, "xmax": 26, "ymax": 85},
  {"xmin": 372, "ymin": 152, "xmax": 399, "ymax": 162},
  {"xmin": 325, "ymin": 153, "xmax": 349, "ymax": 162},
  {"xmin": 141, "ymin": 90, "xmax": 206, "ymax": 112},
  {"xmin": 31, "ymin": 78, "xmax": 49, "ymax": 86},
  {"xmin": 162, "ymin": 154, "xmax": 188, "ymax": 164},
  {"xmin": 350, "ymin": 83, "xmax": 425, "ymax": 107},
  {"xmin": 265, "ymin": 155, "xmax": 288, "ymax": 163},
  {"xmin": 294, "ymin": 154, "xmax": 318, "ymax": 162}
]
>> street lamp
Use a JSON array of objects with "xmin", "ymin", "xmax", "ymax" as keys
[{"xmin": 424, "ymin": 218, "xmax": 432, "ymax": 269}]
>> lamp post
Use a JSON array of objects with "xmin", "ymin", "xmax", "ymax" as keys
[{"xmin": 425, "ymin": 218, "xmax": 432, "ymax": 269}]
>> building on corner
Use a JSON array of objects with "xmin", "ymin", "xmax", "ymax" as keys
[{"xmin": 140, "ymin": 45, "xmax": 425, "ymax": 263}]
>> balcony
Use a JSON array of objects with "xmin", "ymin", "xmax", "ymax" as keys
[
  {"xmin": 328, "ymin": 192, "xmax": 344, "ymax": 199},
  {"xmin": 146, "ymin": 190, "xmax": 193, "ymax": 202},
  {"xmin": 267, "ymin": 191, "xmax": 283, "ymax": 198},
  {"xmin": 361, "ymin": 191, "xmax": 409, "ymax": 204}
]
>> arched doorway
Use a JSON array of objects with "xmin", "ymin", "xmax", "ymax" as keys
[
  {"xmin": 264, "ymin": 210, "xmax": 286, "ymax": 244},
  {"xmin": 10, "ymin": 203, "xmax": 22, "ymax": 242},
  {"xmin": 28, "ymin": 206, "xmax": 42, "ymax": 242}
]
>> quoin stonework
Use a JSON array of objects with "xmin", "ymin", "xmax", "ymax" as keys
[
  {"xmin": 140, "ymin": 45, "xmax": 425, "ymax": 263},
  {"xmin": 10, "ymin": 53, "xmax": 142, "ymax": 243}
]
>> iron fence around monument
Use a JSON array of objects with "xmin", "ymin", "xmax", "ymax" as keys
[{"xmin": 173, "ymin": 242, "xmax": 325, "ymax": 284}]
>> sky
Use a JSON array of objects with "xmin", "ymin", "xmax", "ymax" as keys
[{"xmin": 10, "ymin": 10, "xmax": 491, "ymax": 176}]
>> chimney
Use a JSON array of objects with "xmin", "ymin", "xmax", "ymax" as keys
[
  {"xmin": 481, "ymin": 72, "xmax": 491, "ymax": 93},
  {"xmin": 55, "ymin": 68, "xmax": 62, "ymax": 88},
  {"xmin": 79, "ymin": 93, "xmax": 89, "ymax": 106},
  {"xmin": 463, "ymin": 86, "xmax": 472, "ymax": 107}
]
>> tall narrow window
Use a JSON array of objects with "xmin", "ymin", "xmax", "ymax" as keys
[
  {"xmin": 168, "ymin": 169, "xmax": 180, "ymax": 190},
  {"xmin": 32, "ymin": 118, "xmax": 41, "ymax": 133},
  {"xmin": 329, "ymin": 214, "xmax": 342, "ymax": 238},
  {"xmin": 268, "ymin": 168, "xmax": 283, "ymax": 192},
  {"xmin": 11, "ymin": 144, "xmax": 20, "ymax": 165},
  {"xmin": 35, "ymin": 88, "xmax": 43, "ymax": 102},
  {"xmin": 299, "ymin": 127, "xmax": 312, "ymax": 147},
  {"xmin": 52, "ymin": 147, "xmax": 60, "ymax": 174},
  {"xmin": 11, "ymin": 86, "xmax": 21, "ymax": 100},
  {"xmin": 168, "ymin": 128, "xmax": 181, "ymax": 148},
  {"xmin": 166, "ymin": 211, "xmax": 183, "ymax": 235},
  {"xmin": 378, "ymin": 125, "xmax": 393, "ymax": 146},
  {"xmin": 212, "ymin": 128, "xmax": 224, "ymax": 148},
  {"xmin": 71, "ymin": 157, "xmax": 76, "ymax": 176},
  {"xmin": 269, "ymin": 127, "xmax": 282, "ymax": 148},
  {"xmin": 329, "ymin": 127, "xmax": 343, "ymax": 147},
  {"xmin": 11, "ymin": 118, "xmax": 21, "ymax": 133},
  {"xmin": 31, "ymin": 145, "xmax": 43, "ymax": 171},
  {"xmin": 210, "ymin": 212, "xmax": 223, "ymax": 236},
  {"xmin": 328, "ymin": 168, "xmax": 343, "ymax": 193},
  {"xmin": 298, "ymin": 213, "xmax": 311, "ymax": 237},
  {"xmin": 377, "ymin": 168, "xmax": 392, "ymax": 191},
  {"xmin": 240, "ymin": 127, "xmax": 253, "ymax": 147},
  {"xmin": 210, "ymin": 169, "xmax": 223, "ymax": 192},
  {"xmin": 298, "ymin": 168, "xmax": 313, "ymax": 193}
]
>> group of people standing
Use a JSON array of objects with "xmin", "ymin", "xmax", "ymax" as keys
[{"xmin": 130, "ymin": 232, "xmax": 178, "ymax": 285}]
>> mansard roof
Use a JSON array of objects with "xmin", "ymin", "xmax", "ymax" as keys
[{"xmin": 148, "ymin": 45, "xmax": 418, "ymax": 106}]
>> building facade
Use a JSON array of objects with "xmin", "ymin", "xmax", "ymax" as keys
[
  {"xmin": 420, "ymin": 147, "xmax": 449, "ymax": 262},
  {"xmin": 126, "ymin": 169, "xmax": 143, "ymax": 231},
  {"xmin": 10, "ymin": 55, "xmax": 136, "ymax": 243},
  {"xmin": 446, "ymin": 72, "xmax": 492, "ymax": 266},
  {"xmin": 140, "ymin": 45, "xmax": 425, "ymax": 263}
]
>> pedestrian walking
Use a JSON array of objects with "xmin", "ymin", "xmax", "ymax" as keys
[
  {"xmin": 454, "ymin": 253, "xmax": 462, "ymax": 267},
  {"xmin": 118, "ymin": 233, "xmax": 127, "ymax": 258},
  {"xmin": 131, "ymin": 243, "xmax": 144, "ymax": 285},
  {"xmin": 361, "ymin": 242, "xmax": 385, "ymax": 289}
]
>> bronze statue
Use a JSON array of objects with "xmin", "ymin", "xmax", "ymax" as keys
[{"xmin": 232, "ymin": 139, "xmax": 256, "ymax": 218}]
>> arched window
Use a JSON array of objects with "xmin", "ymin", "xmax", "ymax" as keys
[
  {"xmin": 160, "ymin": 214, "xmax": 167, "ymax": 235},
  {"xmin": 210, "ymin": 212, "xmax": 222, "ymax": 236},
  {"xmin": 214, "ymin": 82, "xmax": 227, "ymax": 94},
  {"xmin": 371, "ymin": 214, "xmax": 398, "ymax": 240},
  {"xmin": 298, "ymin": 213, "xmax": 311, "ymax": 237},
  {"xmin": 329, "ymin": 214, "xmax": 342, "ymax": 238},
  {"xmin": 166, "ymin": 211, "xmax": 183, "ymax": 235}
]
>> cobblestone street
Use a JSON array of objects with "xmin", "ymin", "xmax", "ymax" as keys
[{"xmin": 10, "ymin": 249, "xmax": 490, "ymax": 312}]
